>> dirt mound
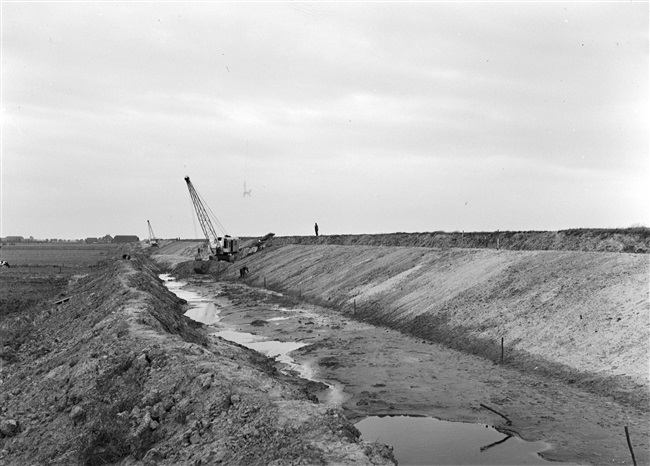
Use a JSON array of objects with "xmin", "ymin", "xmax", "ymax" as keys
[
  {"xmin": 271, "ymin": 227, "xmax": 650, "ymax": 253},
  {"xmin": 151, "ymin": 241, "xmax": 204, "ymax": 269},
  {"xmin": 214, "ymin": 244, "xmax": 649, "ymax": 411},
  {"xmin": 0, "ymin": 251, "xmax": 395, "ymax": 465}
]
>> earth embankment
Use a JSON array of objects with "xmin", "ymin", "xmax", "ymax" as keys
[
  {"xmin": 0, "ymin": 251, "xmax": 395, "ymax": 465},
  {"xmin": 153, "ymin": 238, "xmax": 649, "ymax": 464},
  {"xmin": 209, "ymin": 243, "xmax": 649, "ymax": 409},
  {"xmin": 269, "ymin": 228, "xmax": 650, "ymax": 253}
]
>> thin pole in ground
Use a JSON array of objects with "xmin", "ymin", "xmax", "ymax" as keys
[
  {"xmin": 501, "ymin": 337, "xmax": 504, "ymax": 364},
  {"xmin": 625, "ymin": 426, "xmax": 637, "ymax": 466},
  {"xmin": 479, "ymin": 403, "xmax": 512, "ymax": 426}
]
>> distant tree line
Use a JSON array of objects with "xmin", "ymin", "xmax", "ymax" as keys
[{"xmin": 1, "ymin": 234, "xmax": 114, "ymax": 244}]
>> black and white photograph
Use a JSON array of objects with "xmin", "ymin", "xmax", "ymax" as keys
[{"xmin": 1, "ymin": 2, "xmax": 648, "ymax": 465}]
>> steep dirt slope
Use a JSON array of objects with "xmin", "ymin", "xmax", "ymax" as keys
[
  {"xmin": 221, "ymin": 244, "xmax": 649, "ymax": 409},
  {"xmin": 0, "ymin": 252, "xmax": 394, "ymax": 465}
]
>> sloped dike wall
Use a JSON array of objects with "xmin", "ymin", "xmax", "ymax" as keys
[{"xmin": 234, "ymin": 243, "xmax": 649, "ymax": 409}]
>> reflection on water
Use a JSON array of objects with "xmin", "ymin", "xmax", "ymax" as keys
[
  {"xmin": 160, "ymin": 274, "xmax": 347, "ymax": 407},
  {"xmin": 355, "ymin": 415, "xmax": 572, "ymax": 466},
  {"xmin": 161, "ymin": 274, "xmax": 308, "ymax": 374},
  {"xmin": 212, "ymin": 329, "xmax": 305, "ymax": 361},
  {"xmin": 160, "ymin": 273, "xmax": 221, "ymax": 324},
  {"xmin": 211, "ymin": 329, "xmax": 308, "ymax": 374}
]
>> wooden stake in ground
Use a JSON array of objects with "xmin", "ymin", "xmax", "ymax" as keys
[
  {"xmin": 480, "ymin": 403, "xmax": 512, "ymax": 426},
  {"xmin": 501, "ymin": 337, "xmax": 504, "ymax": 364},
  {"xmin": 625, "ymin": 426, "xmax": 637, "ymax": 466}
]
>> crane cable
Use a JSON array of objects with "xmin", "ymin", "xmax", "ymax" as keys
[
  {"xmin": 188, "ymin": 196, "xmax": 199, "ymax": 240},
  {"xmin": 195, "ymin": 185, "xmax": 229, "ymax": 237}
]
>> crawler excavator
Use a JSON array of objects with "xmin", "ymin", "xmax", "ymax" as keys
[{"xmin": 184, "ymin": 176, "xmax": 239, "ymax": 273}]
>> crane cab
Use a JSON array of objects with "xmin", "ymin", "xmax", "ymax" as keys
[
  {"xmin": 213, "ymin": 235, "xmax": 239, "ymax": 262},
  {"xmin": 222, "ymin": 235, "xmax": 239, "ymax": 254}
]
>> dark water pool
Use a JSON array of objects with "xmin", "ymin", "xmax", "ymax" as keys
[{"xmin": 355, "ymin": 415, "xmax": 576, "ymax": 465}]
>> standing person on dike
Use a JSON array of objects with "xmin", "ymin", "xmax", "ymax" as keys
[{"xmin": 314, "ymin": 223, "xmax": 319, "ymax": 236}]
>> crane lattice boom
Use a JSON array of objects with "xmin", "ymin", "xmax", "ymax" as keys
[
  {"xmin": 184, "ymin": 176, "xmax": 239, "ymax": 263},
  {"xmin": 184, "ymin": 176, "xmax": 220, "ymax": 252}
]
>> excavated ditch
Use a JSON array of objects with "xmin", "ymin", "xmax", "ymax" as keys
[
  {"xmin": 161, "ymin": 273, "xmax": 580, "ymax": 465},
  {"xmin": 153, "ymin": 240, "xmax": 649, "ymax": 465}
]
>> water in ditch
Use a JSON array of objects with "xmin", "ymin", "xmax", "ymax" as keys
[
  {"xmin": 355, "ymin": 415, "xmax": 573, "ymax": 465},
  {"xmin": 159, "ymin": 274, "xmax": 221, "ymax": 324},
  {"xmin": 160, "ymin": 274, "xmax": 321, "ymax": 383},
  {"xmin": 161, "ymin": 274, "xmax": 574, "ymax": 465}
]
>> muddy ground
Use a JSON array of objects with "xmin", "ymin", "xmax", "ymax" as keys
[
  {"xmin": 175, "ymin": 278, "xmax": 648, "ymax": 466},
  {"xmin": 156, "ymin": 238, "xmax": 649, "ymax": 465},
  {"xmin": 0, "ymin": 249, "xmax": 395, "ymax": 465}
]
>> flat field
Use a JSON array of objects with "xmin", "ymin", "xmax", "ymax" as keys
[
  {"xmin": 0, "ymin": 243, "xmax": 122, "ymax": 352},
  {"xmin": 0, "ymin": 242, "xmax": 119, "ymax": 267}
]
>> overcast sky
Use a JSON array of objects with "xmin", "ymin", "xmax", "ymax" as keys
[{"xmin": 1, "ymin": 2, "xmax": 648, "ymax": 239}]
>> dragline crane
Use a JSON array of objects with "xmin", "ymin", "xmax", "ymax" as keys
[
  {"xmin": 147, "ymin": 220, "xmax": 158, "ymax": 247},
  {"xmin": 184, "ymin": 176, "xmax": 239, "ymax": 271}
]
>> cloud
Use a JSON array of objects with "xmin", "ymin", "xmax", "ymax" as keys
[{"xmin": 1, "ymin": 2, "xmax": 647, "ymax": 238}]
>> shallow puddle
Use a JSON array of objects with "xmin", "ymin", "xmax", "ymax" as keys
[
  {"xmin": 160, "ymin": 273, "xmax": 221, "ymax": 324},
  {"xmin": 161, "ymin": 275, "xmax": 311, "ymax": 378},
  {"xmin": 355, "ymin": 415, "xmax": 571, "ymax": 465},
  {"xmin": 211, "ymin": 329, "xmax": 307, "ymax": 370}
]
